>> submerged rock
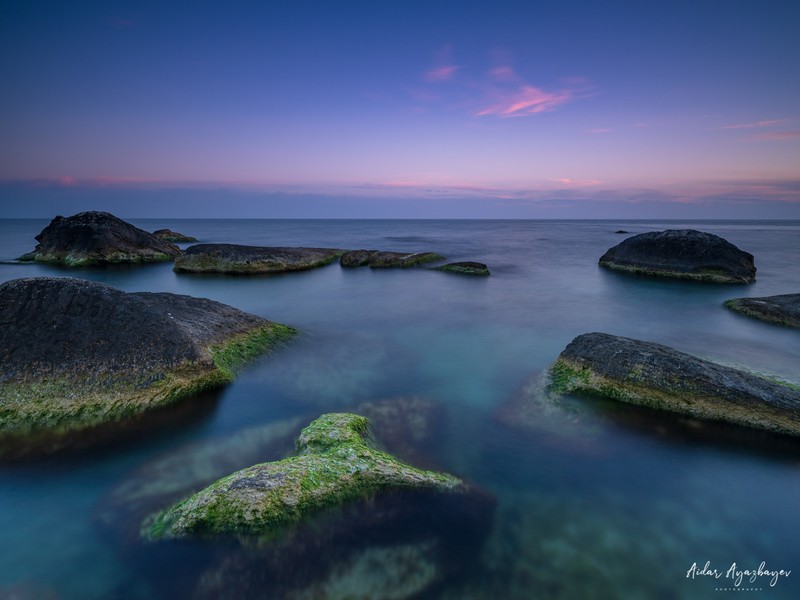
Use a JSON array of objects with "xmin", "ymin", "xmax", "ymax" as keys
[
  {"xmin": 17, "ymin": 211, "xmax": 180, "ymax": 266},
  {"xmin": 143, "ymin": 413, "xmax": 464, "ymax": 541},
  {"xmin": 340, "ymin": 250, "xmax": 445, "ymax": 268},
  {"xmin": 599, "ymin": 229, "xmax": 756, "ymax": 283},
  {"xmin": 550, "ymin": 332, "xmax": 800, "ymax": 436},
  {"xmin": 724, "ymin": 293, "xmax": 800, "ymax": 329},
  {"xmin": 152, "ymin": 228, "xmax": 198, "ymax": 243},
  {"xmin": 0, "ymin": 277, "xmax": 295, "ymax": 437},
  {"xmin": 434, "ymin": 261, "xmax": 490, "ymax": 276},
  {"xmin": 174, "ymin": 243, "xmax": 343, "ymax": 274}
]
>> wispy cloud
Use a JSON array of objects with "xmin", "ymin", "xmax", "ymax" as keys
[
  {"xmin": 550, "ymin": 178, "xmax": 605, "ymax": 187},
  {"xmin": 424, "ymin": 65, "xmax": 460, "ymax": 82},
  {"xmin": 488, "ymin": 66, "xmax": 517, "ymax": 82},
  {"xmin": 588, "ymin": 128, "xmax": 612, "ymax": 134},
  {"xmin": 716, "ymin": 119, "xmax": 789, "ymax": 130},
  {"xmin": 747, "ymin": 130, "xmax": 800, "ymax": 141},
  {"xmin": 477, "ymin": 85, "xmax": 574, "ymax": 117}
]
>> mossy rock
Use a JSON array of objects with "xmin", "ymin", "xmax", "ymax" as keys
[
  {"xmin": 174, "ymin": 244, "xmax": 344, "ymax": 274},
  {"xmin": 0, "ymin": 277, "xmax": 295, "ymax": 439},
  {"xmin": 340, "ymin": 250, "xmax": 445, "ymax": 268},
  {"xmin": 434, "ymin": 261, "xmax": 490, "ymax": 276},
  {"xmin": 724, "ymin": 294, "xmax": 800, "ymax": 329},
  {"xmin": 143, "ymin": 413, "xmax": 464, "ymax": 542},
  {"xmin": 152, "ymin": 229, "xmax": 198, "ymax": 243}
]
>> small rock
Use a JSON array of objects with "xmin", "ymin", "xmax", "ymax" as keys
[{"xmin": 724, "ymin": 293, "xmax": 800, "ymax": 329}]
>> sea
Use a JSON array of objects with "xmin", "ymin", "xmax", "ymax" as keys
[{"xmin": 0, "ymin": 218, "xmax": 799, "ymax": 599}]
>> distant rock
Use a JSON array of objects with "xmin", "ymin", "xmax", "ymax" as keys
[
  {"xmin": 725, "ymin": 294, "xmax": 800, "ymax": 329},
  {"xmin": 550, "ymin": 332, "xmax": 800, "ymax": 436},
  {"xmin": 143, "ymin": 412, "xmax": 468, "ymax": 541},
  {"xmin": 152, "ymin": 228, "xmax": 198, "ymax": 243},
  {"xmin": 174, "ymin": 243, "xmax": 343, "ymax": 273},
  {"xmin": 17, "ymin": 211, "xmax": 180, "ymax": 266},
  {"xmin": 614, "ymin": 230, "xmax": 629, "ymax": 234},
  {"xmin": 434, "ymin": 261, "xmax": 490, "ymax": 276},
  {"xmin": 0, "ymin": 277, "xmax": 295, "ymax": 438},
  {"xmin": 599, "ymin": 229, "xmax": 756, "ymax": 283},
  {"xmin": 340, "ymin": 250, "xmax": 445, "ymax": 268}
]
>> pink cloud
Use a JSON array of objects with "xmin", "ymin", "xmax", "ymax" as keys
[
  {"xmin": 550, "ymin": 178, "xmax": 605, "ymax": 187},
  {"xmin": 747, "ymin": 130, "xmax": 800, "ymax": 141},
  {"xmin": 588, "ymin": 128, "xmax": 612, "ymax": 134},
  {"xmin": 424, "ymin": 65, "xmax": 460, "ymax": 82},
  {"xmin": 717, "ymin": 119, "xmax": 789, "ymax": 130},
  {"xmin": 489, "ymin": 66, "xmax": 517, "ymax": 81},
  {"xmin": 58, "ymin": 176, "xmax": 79, "ymax": 187},
  {"xmin": 477, "ymin": 85, "xmax": 573, "ymax": 117}
]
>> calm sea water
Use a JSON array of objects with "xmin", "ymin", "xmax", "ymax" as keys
[{"xmin": 1, "ymin": 219, "xmax": 799, "ymax": 599}]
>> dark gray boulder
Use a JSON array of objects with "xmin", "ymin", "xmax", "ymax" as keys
[
  {"xmin": 724, "ymin": 294, "xmax": 800, "ymax": 329},
  {"xmin": 152, "ymin": 229, "xmax": 198, "ymax": 243},
  {"xmin": 0, "ymin": 277, "xmax": 295, "ymax": 437},
  {"xmin": 340, "ymin": 250, "xmax": 444, "ymax": 268},
  {"xmin": 174, "ymin": 244, "xmax": 343, "ymax": 273},
  {"xmin": 17, "ymin": 211, "xmax": 180, "ymax": 266},
  {"xmin": 599, "ymin": 229, "xmax": 756, "ymax": 283},
  {"xmin": 434, "ymin": 261, "xmax": 490, "ymax": 276},
  {"xmin": 550, "ymin": 332, "xmax": 800, "ymax": 436}
]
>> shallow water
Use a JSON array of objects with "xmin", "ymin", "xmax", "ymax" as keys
[{"xmin": 1, "ymin": 219, "xmax": 799, "ymax": 598}]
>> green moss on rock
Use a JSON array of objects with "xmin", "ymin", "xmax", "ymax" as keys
[
  {"xmin": 434, "ymin": 262, "xmax": 490, "ymax": 276},
  {"xmin": 143, "ymin": 413, "xmax": 464, "ymax": 542}
]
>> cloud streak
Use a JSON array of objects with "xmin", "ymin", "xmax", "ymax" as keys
[
  {"xmin": 747, "ymin": 130, "xmax": 800, "ymax": 141},
  {"xmin": 716, "ymin": 119, "xmax": 789, "ymax": 130},
  {"xmin": 424, "ymin": 65, "xmax": 460, "ymax": 82},
  {"xmin": 477, "ymin": 85, "xmax": 573, "ymax": 117}
]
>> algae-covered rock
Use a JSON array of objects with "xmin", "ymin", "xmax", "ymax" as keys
[
  {"xmin": 550, "ymin": 332, "xmax": 800, "ymax": 436},
  {"xmin": 17, "ymin": 211, "xmax": 180, "ymax": 265},
  {"xmin": 340, "ymin": 250, "xmax": 444, "ymax": 268},
  {"xmin": 174, "ymin": 243, "xmax": 343, "ymax": 274},
  {"xmin": 0, "ymin": 277, "xmax": 295, "ymax": 437},
  {"xmin": 144, "ymin": 413, "xmax": 464, "ymax": 541},
  {"xmin": 434, "ymin": 261, "xmax": 490, "ymax": 276},
  {"xmin": 599, "ymin": 229, "xmax": 756, "ymax": 283},
  {"xmin": 152, "ymin": 228, "xmax": 198, "ymax": 243},
  {"xmin": 724, "ymin": 293, "xmax": 800, "ymax": 329}
]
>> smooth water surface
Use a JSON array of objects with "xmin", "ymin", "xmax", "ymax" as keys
[{"xmin": 1, "ymin": 219, "xmax": 799, "ymax": 599}]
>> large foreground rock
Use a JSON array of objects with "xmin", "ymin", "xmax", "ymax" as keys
[
  {"xmin": 550, "ymin": 332, "xmax": 800, "ymax": 436},
  {"xmin": 143, "ymin": 413, "xmax": 464, "ymax": 541},
  {"xmin": 0, "ymin": 277, "xmax": 295, "ymax": 437},
  {"xmin": 725, "ymin": 294, "xmax": 800, "ymax": 329},
  {"xmin": 340, "ymin": 250, "xmax": 444, "ymax": 268},
  {"xmin": 599, "ymin": 229, "xmax": 755, "ymax": 283},
  {"xmin": 17, "ymin": 211, "xmax": 180, "ymax": 266},
  {"xmin": 174, "ymin": 244, "xmax": 343, "ymax": 273}
]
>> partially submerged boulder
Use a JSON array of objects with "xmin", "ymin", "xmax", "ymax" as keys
[
  {"xmin": 143, "ymin": 413, "xmax": 464, "ymax": 542},
  {"xmin": 0, "ymin": 277, "xmax": 295, "ymax": 437},
  {"xmin": 724, "ymin": 294, "xmax": 800, "ymax": 329},
  {"xmin": 434, "ymin": 261, "xmax": 490, "ymax": 276},
  {"xmin": 550, "ymin": 332, "xmax": 800, "ymax": 436},
  {"xmin": 340, "ymin": 250, "xmax": 444, "ymax": 268},
  {"xmin": 174, "ymin": 244, "xmax": 343, "ymax": 274},
  {"xmin": 17, "ymin": 211, "xmax": 180, "ymax": 266},
  {"xmin": 152, "ymin": 228, "xmax": 198, "ymax": 243},
  {"xmin": 599, "ymin": 229, "xmax": 756, "ymax": 283}
]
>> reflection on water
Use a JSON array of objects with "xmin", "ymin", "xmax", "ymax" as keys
[{"xmin": 1, "ymin": 219, "xmax": 799, "ymax": 599}]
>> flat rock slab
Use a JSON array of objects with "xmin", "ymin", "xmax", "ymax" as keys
[
  {"xmin": 0, "ymin": 277, "xmax": 295, "ymax": 437},
  {"xmin": 152, "ymin": 229, "xmax": 198, "ymax": 243},
  {"xmin": 599, "ymin": 229, "xmax": 756, "ymax": 283},
  {"xmin": 17, "ymin": 211, "xmax": 180, "ymax": 266},
  {"xmin": 174, "ymin": 243, "xmax": 343, "ymax": 273},
  {"xmin": 725, "ymin": 294, "xmax": 800, "ymax": 329},
  {"xmin": 434, "ymin": 261, "xmax": 490, "ymax": 276},
  {"xmin": 550, "ymin": 332, "xmax": 800, "ymax": 436},
  {"xmin": 340, "ymin": 250, "xmax": 445, "ymax": 268}
]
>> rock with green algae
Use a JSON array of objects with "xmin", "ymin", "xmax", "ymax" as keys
[
  {"xmin": 17, "ymin": 211, "xmax": 180, "ymax": 266},
  {"xmin": 724, "ymin": 293, "xmax": 800, "ymax": 329},
  {"xmin": 0, "ymin": 277, "xmax": 295, "ymax": 439},
  {"xmin": 434, "ymin": 261, "xmax": 490, "ymax": 276},
  {"xmin": 550, "ymin": 332, "xmax": 800, "ymax": 437},
  {"xmin": 174, "ymin": 243, "xmax": 344, "ymax": 274},
  {"xmin": 143, "ymin": 413, "xmax": 464, "ymax": 542},
  {"xmin": 152, "ymin": 228, "xmax": 198, "ymax": 243},
  {"xmin": 340, "ymin": 249, "xmax": 445, "ymax": 268}
]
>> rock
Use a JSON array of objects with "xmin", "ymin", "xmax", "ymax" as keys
[
  {"xmin": 0, "ymin": 277, "xmax": 295, "ymax": 438},
  {"xmin": 340, "ymin": 250, "xmax": 445, "ymax": 268},
  {"xmin": 174, "ymin": 244, "xmax": 343, "ymax": 274},
  {"xmin": 724, "ymin": 294, "xmax": 800, "ymax": 329},
  {"xmin": 143, "ymin": 413, "xmax": 466, "ymax": 542},
  {"xmin": 17, "ymin": 211, "xmax": 180, "ymax": 265},
  {"xmin": 599, "ymin": 229, "xmax": 756, "ymax": 283},
  {"xmin": 614, "ymin": 229, "xmax": 629, "ymax": 234},
  {"xmin": 550, "ymin": 332, "xmax": 800, "ymax": 436},
  {"xmin": 434, "ymin": 261, "xmax": 490, "ymax": 276},
  {"xmin": 152, "ymin": 228, "xmax": 198, "ymax": 243}
]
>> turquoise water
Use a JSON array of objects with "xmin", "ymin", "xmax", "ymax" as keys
[{"xmin": 1, "ymin": 219, "xmax": 799, "ymax": 599}]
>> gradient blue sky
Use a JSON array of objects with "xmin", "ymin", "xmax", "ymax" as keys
[{"xmin": 1, "ymin": 0, "xmax": 799, "ymax": 218}]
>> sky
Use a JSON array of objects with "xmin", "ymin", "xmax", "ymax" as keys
[{"xmin": 1, "ymin": 0, "xmax": 799, "ymax": 218}]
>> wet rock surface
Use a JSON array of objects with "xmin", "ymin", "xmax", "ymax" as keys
[
  {"xmin": 17, "ymin": 211, "xmax": 180, "ymax": 266},
  {"xmin": 434, "ymin": 261, "xmax": 490, "ymax": 276},
  {"xmin": 599, "ymin": 229, "xmax": 756, "ymax": 283},
  {"xmin": 152, "ymin": 229, "xmax": 198, "ymax": 243},
  {"xmin": 174, "ymin": 244, "xmax": 343, "ymax": 273},
  {"xmin": 340, "ymin": 250, "xmax": 445, "ymax": 268},
  {"xmin": 724, "ymin": 293, "xmax": 800, "ymax": 329}
]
